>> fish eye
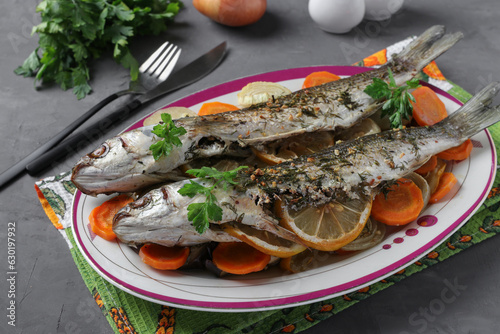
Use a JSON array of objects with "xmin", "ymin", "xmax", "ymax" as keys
[
  {"xmin": 89, "ymin": 143, "xmax": 109, "ymax": 159},
  {"xmin": 129, "ymin": 194, "xmax": 152, "ymax": 209}
]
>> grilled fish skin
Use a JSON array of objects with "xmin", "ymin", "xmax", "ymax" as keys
[
  {"xmin": 73, "ymin": 26, "xmax": 463, "ymax": 196},
  {"xmin": 113, "ymin": 83, "xmax": 500, "ymax": 248},
  {"xmin": 241, "ymin": 82, "xmax": 500, "ymax": 209}
]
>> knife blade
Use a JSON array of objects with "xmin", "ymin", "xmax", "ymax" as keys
[{"xmin": 0, "ymin": 42, "xmax": 227, "ymax": 189}]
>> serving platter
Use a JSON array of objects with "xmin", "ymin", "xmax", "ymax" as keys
[{"xmin": 72, "ymin": 66, "xmax": 496, "ymax": 312}]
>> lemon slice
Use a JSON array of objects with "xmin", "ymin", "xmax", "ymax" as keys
[
  {"xmin": 221, "ymin": 222, "xmax": 306, "ymax": 258},
  {"xmin": 252, "ymin": 131, "xmax": 335, "ymax": 165},
  {"xmin": 276, "ymin": 193, "xmax": 372, "ymax": 251}
]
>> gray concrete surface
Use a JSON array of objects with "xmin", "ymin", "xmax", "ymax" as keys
[{"xmin": 1, "ymin": 0, "xmax": 500, "ymax": 333}]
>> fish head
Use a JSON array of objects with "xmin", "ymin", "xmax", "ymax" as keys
[
  {"xmin": 71, "ymin": 128, "xmax": 169, "ymax": 196},
  {"xmin": 113, "ymin": 183, "xmax": 213, "ymax": 247}
]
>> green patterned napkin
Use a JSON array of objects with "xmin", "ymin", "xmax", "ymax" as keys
[{"xmin": 35, "ymin": 37, "xmax": 500, "ymax": 333}]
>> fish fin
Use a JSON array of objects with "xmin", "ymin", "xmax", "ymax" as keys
[
  {"xmin": 226, "ymin": 219, "xmax": 307, "ymax": 246},
  {"xmin": 390, "ymin": 25, "xmax": 463, "ymax": 79},
  {"xmin": 441, "ymin": 82, "xmax": 500, "ymax": 139}
]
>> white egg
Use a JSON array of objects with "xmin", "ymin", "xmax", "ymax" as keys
[
  {"xmin": 308, "ymin": 0, "xmax": 365, "ymax": 34},
  {"xmin": 364, "ymin": 0, "xmax": 404, "ymax": 21}
]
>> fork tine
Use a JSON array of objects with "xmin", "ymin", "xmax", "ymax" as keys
[
  {"xmin": 138, "ymin": 41, "xmax": 171, "ymax": 73},
  {"xmin": 156, "ymin": 47, "xmax": 182, "ymax": 81},
  {"xmin": 145, "ymin": 44, "xmax": 175, "ymax": 75}
]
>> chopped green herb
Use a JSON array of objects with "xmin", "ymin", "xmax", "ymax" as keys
[
  {"xmin": 150, "ymin": 113, "xmax": 187, "ymax": 160},
  {"xmin": 15, "ymin": 0, "xmax": 182, "ymax": 99},
  {"xmin": 178, "ymin": 166, "xmax": 248, "ymax": 234},
  {"xmin": 364, "ymin": 68, "xmax": 421, "ymax": 128}
]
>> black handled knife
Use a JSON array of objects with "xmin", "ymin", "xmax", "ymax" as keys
[{"xmin": 0, "ymin": 42, "xmax": 227, "ymax": 189}]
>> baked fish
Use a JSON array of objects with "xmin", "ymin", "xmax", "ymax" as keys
[
  {"xmin": 241, "ymin": 82, "xmax": 500, "ymax": 209},
  {"xmin": 113, "ymin": 83, "xmax": 500, "ymax": 249},
  {"xmin": 73, "ymin": 25, "xmax": 463, "ymax": 196},
  {"xmin": 112, "ymin": 178, "xmax": 302, "ymax": 248}
]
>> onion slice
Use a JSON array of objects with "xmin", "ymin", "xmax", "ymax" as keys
[
  {"xmin": 237, "ymin": 81, "xmax": 291, "ymax": 108},
  {"xmin": 422, "ymin": 158, "xmax": 447, "ymax": 195},
  {"xmin": 341, "ymin": 218, "xmax": 386, "ymax": 251}
]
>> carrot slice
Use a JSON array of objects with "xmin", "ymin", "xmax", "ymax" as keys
[
  {"xmin": 139, "ymin": 243, "xmax": 190, "ymax": 270},
  {"xmin": 89, "ymin": 194, "xmax": 133, "ymax": 241},
  {"xmin": 371, "ymin": 178, "xmax": 424, "ymax": 226},
  {"xmin": 302, "ymin": 71, "xmax": 341, "ymax": 89},
  {"xmin": 437, "ymin": 139, "xmax": 473, "ymax": 161},
  {"xmin": 198, "ymin": 102, "xmax": 239, "ymax": 116},
  {"xmin": 411, "ymin": 86, "xmax": 448, "ymax": 126},
  {"xmin": 212, "ymin": 242, "xmax": 271, "ymax": 275},
  {"xmin": 429, "ymin": 172, "xmax": 458, "ymax": 204},
  {"xmin": 415, "ymin": 155, "xmax": 438, "ymax": 175}
]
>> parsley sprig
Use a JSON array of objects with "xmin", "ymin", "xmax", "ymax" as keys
[
  {"xmin": 15, "ymin": 0, "xmax": 182, "ymax": 99},
  {"xmin": 149, "ymin": 113, "xmax": 187, "ymax": 160},
  {"xmin": 177, "ymin": 166, "xmax": 248, "ymax": 234},
  {"xmin": 364, "ymin": 68, "xmax": 421, "ymax": 128}
]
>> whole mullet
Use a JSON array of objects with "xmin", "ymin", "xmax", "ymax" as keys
[{"xmin": 73, "ymin": 26, "xmax": 463, "ymax": 196}]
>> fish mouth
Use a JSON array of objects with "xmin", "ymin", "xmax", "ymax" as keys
[
  {"xmin": 113, "ymin": 210, "xmax": 132, "ymax": 227},
  {"xmin": 71, "ymin": 163, "xmax": 110, "ymax": 196},
  {"xmin": 71, "ymin": 163, "xmax": 98, "ymax": 196},
  {"xmin": 71, "ymin": 143, "xmax": 111, "ymax": 195},
  {"xmin": 71, "ymin": 168, "xmax": 137, "ymax": 196}
]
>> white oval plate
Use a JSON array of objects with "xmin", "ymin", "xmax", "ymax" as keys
[{"xmin": 72, "ymin": 66, "xmax": 496, "ymax": 312}]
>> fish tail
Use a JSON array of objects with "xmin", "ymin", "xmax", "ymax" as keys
[
  {"xmin": 391, "ymin": 25, "xmax": 463, "ymax": 75},
  {"xmin": 441, "ymin": 82, "xmax": 500, "ymax": 139}
]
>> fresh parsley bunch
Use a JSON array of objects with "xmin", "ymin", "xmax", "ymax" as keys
[
  {"xmin": 149, "ymin": 113, "xmax": 187, "ymax": 160},
  {"xmin": 15, "ymin": 0, "xmax": 182, "ymax": 99},
  {"xmin": 364, "ymin": 68, "xmax": 421, "ymax": 129},
  {"xmin": 178, "ymin": 166, "xmax": 248, "ymax": 234}
]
